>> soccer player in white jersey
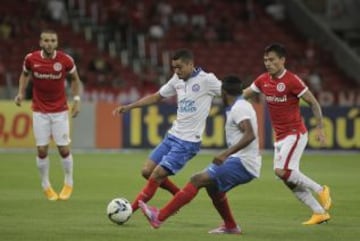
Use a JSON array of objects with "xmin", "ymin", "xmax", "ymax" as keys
[
  {"xmin": 243, "ymin": 43, "xmax": 332, "ymax": 225},
  {"xmin": 14, "ymin": 30, "xmax": 81, "ymax": 201},
  {"xmin": 113, "ymin": 49, "xmax": 222, "ymax": 212},
  {"xmin": 138, "ymin": 75, "xmax": 261, "ymax": 234}
]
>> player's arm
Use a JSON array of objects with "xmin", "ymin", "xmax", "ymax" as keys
[
  {"xmin": 69, "ymin": 69, "xmax": 82, "ymax": 118},
  {"xmin": 242, "ymin": 86, "xmax": 258, "ymax": 100},
  {"xmin": 301, "ymin": 89, "xmax": 326, "ymax": 145},
  {"xmin": 112, "ymin": 92, "xmax": 164, "ymax": 115},
  {"xmin": 14, "ymin": 71, "xmax": 31, "ymax": 107},
  {"xmin": 213, "ymin": 119, "xmax": 255, "ymax": 165}
]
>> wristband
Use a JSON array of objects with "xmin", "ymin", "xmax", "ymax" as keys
[{"xmin": 73, "ymin": 95, "xmax": 81, "ymax": 101}]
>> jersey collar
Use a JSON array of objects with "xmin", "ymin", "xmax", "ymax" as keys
[
  {"xmin": 225, "ymin": 95, "xmax": 243, "ymax": 112},
  {"xmin": 40, "ymin": 50, "xmax": 57, "ymax": 59},
  {"xmin": 191, "ymin": 67, "xmax": 202, "ymax": 78},
  {"xmin": 271, "ymin": 69, "xmax": 287, "ymax": 80}
]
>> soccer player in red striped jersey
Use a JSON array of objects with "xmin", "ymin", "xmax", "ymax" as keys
[
  {"xmin": 14, "ymin": 29, "xmax": 82, "ymax": 201},
  {"xmin": 242, "ymin": 43, "xmax": 332, "ymax": 225}
]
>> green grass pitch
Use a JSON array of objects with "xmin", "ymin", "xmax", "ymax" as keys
[{"xmin": 0, "ymin": 151, "xmax": 359, "ymax": 241}]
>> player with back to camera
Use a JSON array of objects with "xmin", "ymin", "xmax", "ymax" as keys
[
  {"xmin": 14, "ymin": 29, "xmax": 82, "ymax": 201},
  {"xmin": 112, "ymin": 49, "xmax": 222, "ymax": 213},
  {"xmin": 139, "ymin": 75, "xmax": 262, "ymax": 234},
  {"xmin": 242, "ymin": 43, "xmax": 332, "ymax": 225}
]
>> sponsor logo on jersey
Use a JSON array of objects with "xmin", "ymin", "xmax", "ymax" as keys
[
  {"xmin": 33, "ymin": 71, "xmax": 62, "ymax": 80},
  {"xmin": 265, "ymin": 94, "xmax": 287, "ymax": 103},
  {"xmin": 178, "ymin": 98, "xmax": 197, "ymax": 112}
]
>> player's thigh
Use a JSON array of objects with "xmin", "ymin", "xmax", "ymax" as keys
[
  {"xmin": 33, "ymin": 112, "xmax": 52, "ymax": 146},
  {"xmin": 273, "ymin": 133, "xmax": 307, "ymax": 170},
  {"xmin": 141, "ymin": 159, "xmax": 158, "ymax": 177},
  {"xmin": 144, "ymin": 136, "xmax": 173, "ymax": 176},
  {"xmin": 149, "ymin": 136, "xmax": 172, "ymax": 165},
  {"xmin": 50, "ymin": 111, "xmax": 71, "ymax": 146},
  {"xmin": 206, "ymin": 157, "xmax": 254, "ymax": 192},
  {"xmin": 160, "ymin": 139, "xmax": 200, "ymax": 175}
]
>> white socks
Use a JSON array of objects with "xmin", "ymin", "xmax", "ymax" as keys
[
  {"xmin": 292, "ymin": 186, "xmax": 325, "ymax": 214},
  {"xmin": 286, "ymin": 170, "xmax": 326, "ymax": 213},
  {"xmin": 287, "ymin": 170, "xmax": 322, "ymax": 193},
  {"xmin": 61, "ymin": 154, "xmax": 73, "ymax": 187},
  {"xmin": 36, "ymin": 154, "xmax": 73, "ymax": 189},
  {"xmin": 36, "ymin": 156, "xmax": 50, "ymax": 189}
]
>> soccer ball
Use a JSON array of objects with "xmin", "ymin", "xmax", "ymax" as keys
[{"xmin": 107, "ymin": 198, "xmax": 133, "ymax": 225}]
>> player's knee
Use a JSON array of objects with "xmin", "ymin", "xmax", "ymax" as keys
[
  {"xmin": 38, "ymin": 152, "xmax": 47, "ymax": 159},
  {"xmin": 275, "ymin": 168, "xmax": 291, "ymax": 181},
  {"xmin": 37, "ymin": 147, "xmax": 48, "ymax": 158},
  {"xmin": 141, "ymin": 168, "xmax": 152, "ymax": 179},
  {"xmin": 274, "ymin": 168, "xmax": 283, "ymax": 177},
  {"xmin": 141, "ymin": 160, "xmax": 157, "ymax": 179},
  {"xmin": 189, "ymin": 173, "xmax": 207, "ymax": 188},
  {"xmin": 58, "ymin": 146, "xmax": 70, "ymax": 158}
]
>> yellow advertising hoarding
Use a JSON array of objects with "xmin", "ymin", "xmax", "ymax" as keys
[{"xmin": 0, "ymin": 101, "xmax": 35, "ymax": 148}]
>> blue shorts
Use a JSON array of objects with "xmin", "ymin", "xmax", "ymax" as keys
[
  {"xmin": 206, "ymin": 156, "xmax": 255, "ymax": 192},
  {"xmin": 149, "ymin": 134, "xmax": 201, "ymax": 175}
]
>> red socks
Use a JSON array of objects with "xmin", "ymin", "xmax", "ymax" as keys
[
  {"xmin": 158, "ymin": 182, "xmax": 198, "ymax": 221},
  {"xmin": 131, "ymin": 177, "xmax": 180, "ymax": 212},
  {"xmin": 131, "ymin": 178, "xmax": 160, "ymax": 212},
  {"xmin": 134, "ymin": 180, "xmax": 237, "ymax": 229},
  {"xmin": 209, "ymin": 192, "xmax": 237, "ymax": 229},
  {"xmin": 160, "ymin": 177, "xmax": 180, "ymax": 195}
]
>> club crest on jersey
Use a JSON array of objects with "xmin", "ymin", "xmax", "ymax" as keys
[
  {"xmin": 276, "ymin": 82, "xmax": 285, "ymax": 92},
  {"xmin": 53, "ymin": 62, "xmax": 62, "ymax": 71},
  {"xmin": 192, "ymin": 84, "xmax": 200, "ymax": 92}
]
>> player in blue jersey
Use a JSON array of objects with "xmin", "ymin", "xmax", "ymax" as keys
[
  {"xmin": 113, "ymin": 49, "xmax": 222, "ymax": 212},
  {"xmin": 139, "ymin": 75, "xmax": 262, "ymax": 234}
]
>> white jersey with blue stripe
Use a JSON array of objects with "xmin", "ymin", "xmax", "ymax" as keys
[
  {"xmin": 225, "ymin": 97, "xmax": 262, "ymax": 177},
  {"xmin": 159, "ymin": 68, "xmax": 221, "ymax": 142}
]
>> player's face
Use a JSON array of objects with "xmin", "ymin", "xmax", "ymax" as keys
[
  {"xmin": 171, "ymin": 59, "xmax": 194, "ymax": 80},
  {"xmin": 39, "ymin": 33, "xmax": 58, "ymax": 56},
  {"xmin": 263, "ymin": 51, "xmax": 285, "ymax": 77}
]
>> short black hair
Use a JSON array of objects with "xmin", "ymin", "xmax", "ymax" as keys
[
  {"xmin": 40, "ymin": 29, "xmax": 57, "ymax": 36},
  {"xmin": 222, "ymin": 75, "xmax": 244, "ymax": 96},
  {"xmin": 172, "ymin": 49, "xmax": 194, "ymax": 62},
  {"xmin": 264, "ymin": 43, "xmax": 287, "ymax": 58}
]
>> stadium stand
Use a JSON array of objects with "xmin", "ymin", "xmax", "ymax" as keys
[{"xmin": 0, "ymin": 0, "xmax": 358, "ymax": 104}]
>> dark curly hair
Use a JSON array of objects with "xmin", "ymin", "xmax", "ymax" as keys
[{"xmin": 222, "ymin": 75, "xmax": 244, "ymax": 96}]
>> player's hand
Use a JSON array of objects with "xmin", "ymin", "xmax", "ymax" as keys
[
  {"xmin": 14, "ymin": 94, "xmax": 23, "ymax": 106},
  {"xmin": 112, "ymin": 105, "xmax": 130, "ymax": 116},
  {"xmin": 71, "ymin": 101, "xmax": 80, "ymax": 118},
  {"xmin": 316, "ymin": 126, "xmax": 326, "ymax": 146},
  {"xmin": 212, "ymin": 151, "xmax": 227, "ymax": 165}
]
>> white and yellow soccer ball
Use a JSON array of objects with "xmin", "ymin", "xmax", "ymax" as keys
[{"xmin": 106, "ymin": 198, "xmax": 132, "ymax": 225}]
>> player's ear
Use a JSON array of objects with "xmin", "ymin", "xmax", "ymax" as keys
[{"xmin": 280, "ymin": 56, "xmax": 286, "ymax": 64}]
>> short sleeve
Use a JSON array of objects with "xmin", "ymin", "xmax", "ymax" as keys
[
  {"xmin": 250, "ymin": 76, "xmax": 263, "ymax": 93},
  {"xmin": 292, "ymin": 74, "xmax": 308, "ymax": 97},
  {"xmin": 159, "ymin": 74, "xmax": 177, "ymax": 98},
  {"xmin": 64, "ymin": 53, "xmax": 76, "ymax": 73},
  {"xmin": 207, "ymin": 73, "xmax": 221, "ymax": 96},
  {"xmin": 231, "ymin": 101, "xmax": 252, "ymax": 125},
  {"xmin": 23, "ymin": 53, "xmax": 32, "ymax": 73}
]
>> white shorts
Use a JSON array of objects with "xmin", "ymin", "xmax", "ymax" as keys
[
  {"xmin": 273, "ymin": 132, "xmax": 308, "ymax": 171},
  {"xmin": 32, "ymin": 111, "xmax": 71, "ymax": 146}
]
